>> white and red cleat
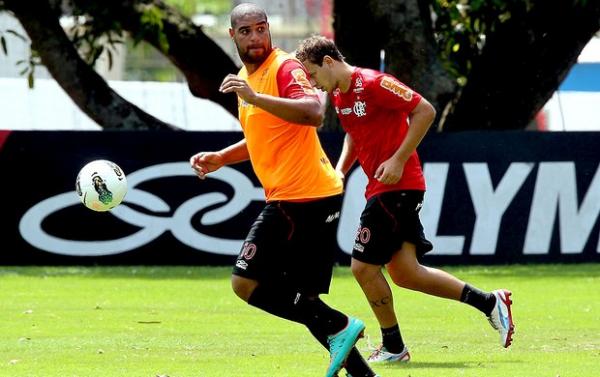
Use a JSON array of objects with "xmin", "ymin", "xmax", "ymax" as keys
[
  {"xmin": 367, "ymin": 345, "xmax": 410, "ymax": 363},
  {"xmin": 488, "ymin": 289, "xmax": 515, "ymax": 348}
]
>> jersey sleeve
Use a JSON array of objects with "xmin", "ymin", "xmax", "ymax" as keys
[
  {"xmin": 370, "ymin": 74, "xmax": 422, "ymax": 112},
  {"xmin": 276, "ymin": 60, "xmax": 319, "ymax": 100}
]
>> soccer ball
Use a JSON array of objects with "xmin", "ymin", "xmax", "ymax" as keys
[{"xmin": 76, "ymin": 160, "xmax": 127, "ymax": 212}]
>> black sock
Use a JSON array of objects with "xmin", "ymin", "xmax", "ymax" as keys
[
  {"xmin": 309, "ymin": 327, "xmax": 376, "ymax": 377},
  {"xmin": 250, "ymin": 286, "xmax": 371, "ymax": 374},
  {"xmin": 247, "ymin": 283, "xmax": 304, "ymax": 323},
  {"xmin": 295, "ymin": 296, "xmax": 348, "ymax": 335},
  {"xmin": 381, "ymin": 324, "xmax": 405, "ymax": 353},
  {"xmin": 460, "ymin": 284, "xmax": 496, "ymax": 316}
]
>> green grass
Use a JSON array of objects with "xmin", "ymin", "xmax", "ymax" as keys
[{"xmin": 0, "ymin": 264, "xmax": 599, "ymax": 377}]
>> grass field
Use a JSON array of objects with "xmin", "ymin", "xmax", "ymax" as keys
[{"xmin": 1, "ymin": 264, "xmax": 599, "ymax": 377}]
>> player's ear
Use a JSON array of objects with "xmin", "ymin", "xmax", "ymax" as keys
[
  {"xmin": 228, "ymin": 28, "xmax": 234, "ymax": 39},
  {"xmin": 323, "ymin": 55, "xmax": 334, "ymax": 67}
]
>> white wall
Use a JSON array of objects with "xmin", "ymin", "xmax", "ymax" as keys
[
  {"xmin": 543, "ymin": 91, "xmax": 600, "ymax": 131},
  {"xmin": 0, "ymin": 78, "xmax": 240, "ymax": 131},
  {"xmin": 540, "ymin": 37, "xmax": 600, "ymax": 131}
]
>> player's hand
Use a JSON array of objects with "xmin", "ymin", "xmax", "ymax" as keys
[
  {"xmin": 374, "ymin": 158, "xmax": 405, "ymax": 185},
  {"xmin": 220, "ymin": 74, "xmax": 257, "ymax": 104},
  {"xmin": 189, "ymin": 151, "xmax": 224, "ymax": 180}
]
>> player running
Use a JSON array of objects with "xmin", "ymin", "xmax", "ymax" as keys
[
  {"xmin": 296, "ymin": 35, "xmax": 515, "ymax": 364},
  {"xmin": 190, "ymin": 5, "xmax": 377, "ymax": 377}
]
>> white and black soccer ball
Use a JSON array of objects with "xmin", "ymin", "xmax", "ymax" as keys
[{"xmin": 76, "ymin": 160, "xmax": 127, "ymax": 212}]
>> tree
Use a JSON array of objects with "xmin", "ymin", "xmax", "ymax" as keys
[
  {"xmin": 333, "ymin": 0, "xmax": 600, "ymax": 131},
  {"xmin": 1, "ymin": 0, "xmax": 238, "ymax": 130},
  {"xmin": 3, "ymin": 1, "xmax": 599, "ymax": 131}
]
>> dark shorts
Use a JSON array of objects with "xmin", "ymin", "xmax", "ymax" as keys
[
  {"xmin": 352, "ymin": 190, "xmax": 433, "ymax": 265},
  {"xmin": 232, "ymin": 194, "xmax": 342, "ymax": 295}
]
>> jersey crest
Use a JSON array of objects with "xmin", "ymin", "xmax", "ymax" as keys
[{"xmin": 353, "ymin": 101, "xmax": 367, "ymax": 117}]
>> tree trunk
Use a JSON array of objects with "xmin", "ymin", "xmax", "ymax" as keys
[
  {"xmin": 442, "ymin": 0, "xmax": 600, "ymax": 131},
  {"xmin": 86, "ymin": 0, "xmax": 239, "ymax": 116},
  {"xmin": 4, "ymin": 0, "xmax": 178, "ymax": 130},
  {"xmin": 333, "ymin": 0, "xmax": 456, "ymax": 125}
]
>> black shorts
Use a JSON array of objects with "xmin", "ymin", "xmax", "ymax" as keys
[
  {"xmin": 352, "ymin": 190, "xmax": 433, "ymax": 265},
  {"xmin": 232, "ymin": 194, "xmax": 342, "ymax": 295}
]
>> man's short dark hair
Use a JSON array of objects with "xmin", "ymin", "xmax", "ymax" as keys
[
  {"xmin": 230, "ymin": 3, "xmax": 268, "ymax": 28},
  {"xmin": 296, "ymin": 35, "xmax": 345, "ymax": 66}
]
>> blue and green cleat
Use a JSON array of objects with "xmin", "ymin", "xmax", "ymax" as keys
[{"xmin": 326, "ymin": 317, "xmax": 366, "ymax": 377}]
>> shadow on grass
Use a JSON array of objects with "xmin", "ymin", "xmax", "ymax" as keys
[
  {"xmin": 386, "ymin": 358, "xmax": 524, "ymax": 369},
  {"xmin": 388, "ymin": 361, "xmax": 472, "ymax": 369}
]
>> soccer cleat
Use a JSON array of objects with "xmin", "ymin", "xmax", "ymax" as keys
[
  {"xmin": 488, "ymin": 289, "xmax": 515, "ymax": 348},
  {"xmin": 367, "ymin": 345, "xmax": 410, "ymax": 363},
  {"xmin": 326, "ymin": 317, "xmax": 366, "ymax": 377}
]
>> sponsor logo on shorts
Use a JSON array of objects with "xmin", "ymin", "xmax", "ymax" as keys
[
  {"xmin": 235, "ymin": 259, "xmax": 248, "ymax": 270},
  {"xmin": 353, "ymin": 243, "xmax": 364, "ymax": 252},
  {"xmin": 325, "ymin": 211, "xmax": 340, "ymax": 223}
]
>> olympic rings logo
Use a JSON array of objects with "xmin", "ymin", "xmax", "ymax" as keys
[{"xmin": 19, "ymin": 162, "xmax": 265, "ymax": 257}]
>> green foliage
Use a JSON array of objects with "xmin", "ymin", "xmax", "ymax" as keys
[
  {"xmin": 136, "ymin": 3, "xmax": 169, "ymax": 52},
  {"xmin": 66, "ymin": 3, "xmax": 127, "ymax": 69},
  {"xmin": 65, "ymin": 1, "xmax": 172, "ymax": 68},
  {"xmin": 433, "ymin": 0, "xmax": 597, "ymax": 85},
  {"xmin": 124, "ymin": 40, "xmax": 183, "ymax": 82},
  {"xmin": 0, "ymin": 27, "xmax": 39, "ymax": 87},
  {"xmin": 431, "ymin": 0, "xmax": 526, "ymax": 84},
  {"xmin": 165, "ymin": 0, "xmax": 231, "ymax": 16},
  {"xmin": 2, "ymin": 1, "xmax": 231, "ymax": 84},
  {"xmin": 15, "ymin": 50, "xmax": 40, "ymax": 88}
]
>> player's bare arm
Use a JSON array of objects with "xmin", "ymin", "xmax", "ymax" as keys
[
  {"xmin": 190, "ymin": 139, "xmax": 250, "ymax": 180},
  {"xmin": 375, "ymin": 98, "xmax": 436, "ymax": 184},
  {"xmin": 335, "ymin": 133, "xmax": 358, "ymax": 182},
  {"xmin": 220, "ymin": 74, "xmax": 323, "ymax": 126}
]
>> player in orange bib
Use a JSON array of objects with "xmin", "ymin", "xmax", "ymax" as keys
[{"xmin": 189, "ymin": 4, "xmax": 376, "ymax": 377}]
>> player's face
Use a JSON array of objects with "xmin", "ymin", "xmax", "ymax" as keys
[
  {"xmin": 302, "ymin": 59, "xmax": 335, "ymax": 94},
  {"xmin": 229, "ymin": 15, "xmax": 272, "ymax": 65}
]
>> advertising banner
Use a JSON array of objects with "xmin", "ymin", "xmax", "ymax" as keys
[{"xmin": 1, "ymin": 130, "xmax": 599, "ymax": 265}]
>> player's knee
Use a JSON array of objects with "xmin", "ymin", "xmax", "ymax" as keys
[
  {"xmin": 388, "ymin": 266, "xmax": 417, "ymax": 289},
  {"xmin": 351, "ymin": 259, "xmax": 378, "ymax": 283},
  {"xmin": 388, "ymin": 270, "xmax": 405, "ymax": 287},
  {"xmin": 388, "ymin": 248, "xmax": 420, "ymax": 288},
  {"xmin": 231, "ymin": 275, "xmax": 255, "ymax": 302}
]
